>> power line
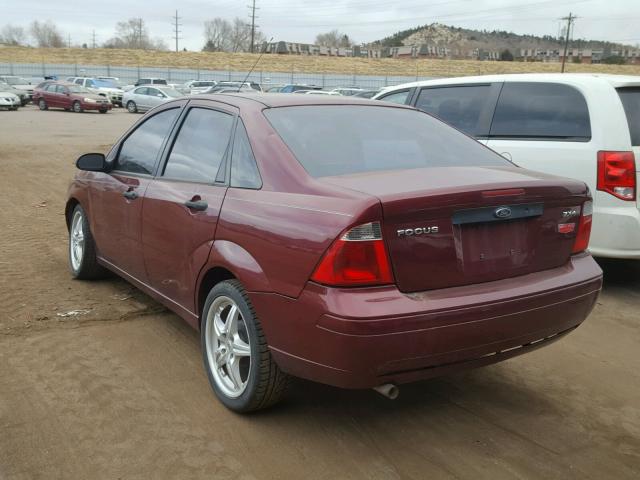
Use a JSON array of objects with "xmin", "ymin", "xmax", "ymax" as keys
[
  {"xmin": 560, "ymin": 12, "xmax": 578, "ymax": 72},
  {"xmin": 172, "ymin": 10, "xmax": 183, "ymax": 52}
]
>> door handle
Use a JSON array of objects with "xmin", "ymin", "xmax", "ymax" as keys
[
  {"xmin": 184, "ymin": 199, "xmax": 208, "ymax": 211},
  {"xmin": 123, "ymin": 190, "xmax": 138, "ymax": 200}
]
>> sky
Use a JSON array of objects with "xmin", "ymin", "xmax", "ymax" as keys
[{"xmin": 3, "ymin": 0, "xmax": 640, "ymax": 51}]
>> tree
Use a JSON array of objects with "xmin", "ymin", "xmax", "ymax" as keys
[
  {"xmin": 315, "ymin": 29, "xmax": 354, "ymax": 48},
  {"xmin": 30, "ymin": 20, "xmax": 64, "ymax": 48},
  {"xmin": 104, "ymin": 18, "xmax": 166, "ymax": 50},
  {"xmin": 500, "ymin": 49, "xmax": 514, "ymax": 61},
  {"xmin": 203, "ymin": 18, "xmax": 232, "ymax": 52},
  {"xmin": 202, "ymin": 17, "xmax": 263, "ymax": 52},
  {"xmin": 0, "ymin": 24, "xmax": 26, "ymax": 46}
]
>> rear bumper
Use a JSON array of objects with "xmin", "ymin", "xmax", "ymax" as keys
[{"xmin": 250, "ymin": 254, "xmax": 602, "ymax": 389}]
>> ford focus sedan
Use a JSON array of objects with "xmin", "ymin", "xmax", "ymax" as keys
[{"xmin": 66, "ymin": 94, "xmax": 602, "ymax": 412}]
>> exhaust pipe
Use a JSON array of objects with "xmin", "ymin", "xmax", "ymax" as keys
[{"xmin": 373, "ymin": 383, "xmax": 399, "ymax": 400}]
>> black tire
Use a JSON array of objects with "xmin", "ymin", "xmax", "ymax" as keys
[
  {"xmin": 38, "ymin": 98, "xmax": 48, "ymax": 110},
  {"xmin": 201, "ymin": 280, "xmax": 289, "ymax": 412},
  {"xmin": 72, "ymin": 101, "xmax": 83, "ymax": 113},
  {"xmin": 68, "ymin": 204, "xmax": 106, "ymax": 280},
  {"xmin": 126, "ymin": 101, "xmax": 137, "ymax": 113},
  {"xmin": 99, "ymin": 109, "xmax": 107, "ymax": 114}
]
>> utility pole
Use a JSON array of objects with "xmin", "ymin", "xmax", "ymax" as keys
[
  {"xmin": 68, "ymin": 33, "xmax": 71, "ymax": 48},
  {"xmin": 92, "ymin": 30, "xmax": 97, "ymax": 49},
  {"xmin": 560, "ymin": 12, "xmax": 577, "ymax": 73},
  {"xmin": 138, "ymin": 18, "xmax": 144, "ymax": 49},
  {"xmin": 248, "ymin": 0, "xmax": 258, "ymax": 53},
  {"xmin": 172, "ymin": 10, "xmax": 182, "ymax": 52}
]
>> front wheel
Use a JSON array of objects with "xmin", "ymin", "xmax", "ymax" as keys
[
  {"xmin": 99, "ymin": 109, "xmax": 107, "ymax": 114},
  {"xmin": 201, "ymin": 280, "xmax": 289, "ymax": 412},
  {"xmin": 126, "ymin": 101, "xmax": 137, "ymax": 113},
  {"xmin": 72, "ymin": 101, "xmax": 83, "ymax": 113},
  {"xmin": 68, "ymin": 204, "xmax": 106, "ymax": 279},
  {"xmin": 38, "ymin": 98, "xmax": 47, "ymax": 110}
]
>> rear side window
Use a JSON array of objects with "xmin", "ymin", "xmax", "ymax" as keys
[
  {"xmin": 265, "ymin": 106, "xmax": 509, "ymax": 178},
  {"xmin": 415, "ymin": 85, "xmax": 492, "ymax": 136},
  {"xmin": 163, "ymin": 108, "xmax": 234, "ymax": 183},
  {"xmin": 617, "ymin": 88, "xmax": 640, "ymax": 146},
  {"xmin": 231, "ymin": 120, "xmax": 262, "ymax": 189},
  {"xmin": 116, "ymin": 108, "xmax": 180, "ymax": 175},
  {"xmin": 490, "ymin": 82, "xmax": 591, "ymax": 141},
  {"xmin": 378, "ymin": 89, "xmax": 410, "ymax": 105}
]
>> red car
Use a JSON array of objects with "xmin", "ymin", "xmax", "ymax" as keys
[
  {"xmin": 66, "ymin": 94, "xmax": 602, "ymax": 412},
  {"xmin": 33, "ymin": 81, "xmax": 112, "ymax": 113}
]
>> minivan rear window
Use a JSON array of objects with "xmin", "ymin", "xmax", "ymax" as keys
[
  {"xmin": 617, "ymin": 88, "xmax": 640, "ymax": 146},
  {"xmin": 490, "ymin": 82, "xmax": 591, "ymax": 141},
  {"xmin": 264, "ymin": 106, "xmax": 509, "ymax": 178}
]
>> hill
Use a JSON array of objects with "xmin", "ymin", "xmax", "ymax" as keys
[
  {"xmin": 1, "ymin": 46, "xmax": 639, "ymax": 78},
  {"xmin": 374, "ymin": 22, "xmax": 634, "ymax": 55}
]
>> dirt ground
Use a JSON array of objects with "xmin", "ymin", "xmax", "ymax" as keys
[{"xmin": 1, "ymin": 106, "xmax": 639, "ymax": 480}]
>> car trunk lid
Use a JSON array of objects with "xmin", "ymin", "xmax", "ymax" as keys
[{"xmin": 321, "ymin": 166, "xmax": 589, "ymax": 292}]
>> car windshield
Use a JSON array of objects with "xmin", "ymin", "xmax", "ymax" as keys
[
  {"xmin": 264, "ymin": 105, "xmax": 509, "ymax": 177},
  {"xmin": 94, "ymin": 80, "xmax": 116, "ymax": 88},
  {"xmin": 68, "ymin": 85, "xmax": 90, "ymax": 93},
  {"xmin": 158, "ymin": 87, "xmax": 183, "ymax": 97},
  {"xmin": 4, "ymin": 77, "xmax": 29, "ymax": 85}
]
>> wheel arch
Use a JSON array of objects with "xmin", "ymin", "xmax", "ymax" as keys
[{"xmin": 65, "ymin": 197, "xmax": 80, "ymax": 231}]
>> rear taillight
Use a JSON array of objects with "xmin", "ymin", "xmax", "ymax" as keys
[
  {"xmin": 572, "ymin": 201, "xmax": 593, "ymax": 254},
  {"xmin": 597, "ymin": 151, "xmax": 636, "ymax": 201},
  {"xmin": 311, "ymin": 221, "xmax": 394, "ymax": 287}
]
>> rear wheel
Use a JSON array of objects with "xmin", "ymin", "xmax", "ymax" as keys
[
  {"xmin": 38, "ymin": 98, "xmax": 47, "ymax": 110},
  {"xmin": 99, "ymin": 109, "xmax": 107, "ymax": 114},
  {"xmin": 126, "ymin": 101, "xmax": 137, "ymax": 113},
  {"xmin": 68, "ymin": 204, "xmax": 106, "ymax": 279},
  {"xmin": 72, "ymin": 101, "xmax": 83, "ymax": 113},
  {"xmin": 201, "ymin": 280, "xmax": 289, "ymax": 412}
]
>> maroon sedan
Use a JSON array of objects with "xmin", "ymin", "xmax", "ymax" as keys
[
  {"xmin": 66, "ymin": 94, "xmax": 602, "ymax": 412},
  {"xmin": 33, "ymin": 81, "xmax": 111, "ymax": 113}
]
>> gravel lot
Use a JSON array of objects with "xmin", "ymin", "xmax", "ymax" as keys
[{"xmin": 1, "ymin": 106, "xmax": 639, "ymax": 480}]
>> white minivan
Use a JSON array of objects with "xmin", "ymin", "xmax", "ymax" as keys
[{"xmin": 375, "ymin": 74, "xmax": 640, "ymax": 259}]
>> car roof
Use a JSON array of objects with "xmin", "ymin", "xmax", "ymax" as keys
[
  {"xmin": 378, "ymin": 72, "xmax": 640, "ymax": 94},
  {"xmin": 190, "ymin": 92, "xmax": 412, "ymax": 109}
]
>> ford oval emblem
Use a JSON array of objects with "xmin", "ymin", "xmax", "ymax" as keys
[{"xmin": 494, "ymin": 206, "xmax": 512, "ymax": 219}]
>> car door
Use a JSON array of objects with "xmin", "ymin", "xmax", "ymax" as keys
[
  {"xmin": 141, "ymin": 100, "xmax": 236, "ymax": 314},
  {"xmin": 131, "ymin": 87, "xmax": 148, "ymax": 109},
  {"xmin": 43, "ymin": 84, "xmax": 59, "ymax": 107},
  {"xmin": 56, "ymin": 85, "xmax": 72, "ymax": 109},
  {"xmin": 485, "ymin": 82, "xmax": 593, "ymax": 177},
  {"xmin": 411, "ymin": 83, "xmax": 501, "ymax": 146},
  {"xmin": 146, "ymin": 87, "xmax": 166, "ymax": 109},
  {"xmin": 89, "ymin": 103, "xmax": 185, "ymax": 282}
]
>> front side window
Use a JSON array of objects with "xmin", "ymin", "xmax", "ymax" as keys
[
  {"xmin": 490, "ymin": 82, "xmax": 591, "ymax": 140},
  {"xmin": 378, "ymin": 89, "xmax": 410, "ymax": 105},
  {"xmin": 231, "ymin": 120, "xmax": 262, "ymax": 189},
  {"xmin": 415, "ymin": 85, "xmax": 492, "ymax": 136},
  {"xmin": 134, "ymin": 87, "xmax": 148, "ymax": 95},
  {"xmin": 163, "ymin": 108, "xmax": 234, "ymax": 183},
  {"xmin": 116, "ymin": 108, "xmax": 181, "ymax": 175},
  {"xmin": 265, "ymin": 106, "xmax": 509, "ymax": 178}
]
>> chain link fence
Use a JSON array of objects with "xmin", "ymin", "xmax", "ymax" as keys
[{"xmin": 0, "ymin": 62, "xmax": 437, "ymax": 89}]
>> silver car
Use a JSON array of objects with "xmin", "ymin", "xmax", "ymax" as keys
[{"xmin": 123, "ymin": 86, "xmax": 184, "ymax": 113}]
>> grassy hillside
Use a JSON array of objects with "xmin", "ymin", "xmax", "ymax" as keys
[{"xmin": 1, "ymin": 46, "xmax": 640, "ymax": 77}]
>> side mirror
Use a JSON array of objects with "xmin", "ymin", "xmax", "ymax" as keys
[{"xmin": 76, "ymin": 153, "xmax": 107, "ymax": 172}]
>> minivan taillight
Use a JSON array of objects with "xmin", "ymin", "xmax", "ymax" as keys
[
  {"xmin": 311, "ymin": 221, "xmax": 394, "ymax": 287},
  {"xmin": 573, "ymin": 201, "xmax": 593, "ymax": 254},
  {"xmin": 597, "ymin": 151, "xmax": 636, "ymax": 201}
]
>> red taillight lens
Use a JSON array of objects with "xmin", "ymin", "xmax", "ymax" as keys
[
  {"xmin": 573, "ymin": 201, "xmax": 593, "ymax": 254},
  {"xmin": 597, "ymin": 151, "xmax": 636, "ymax": 201},
  {"xmin": 311, "ymin": 222, "xmax": 394, "ymax": 287}
]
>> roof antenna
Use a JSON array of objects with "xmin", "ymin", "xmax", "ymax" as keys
[{"xmin": 238, "ymin": 37, "xmax": 272, "ymax": 92}]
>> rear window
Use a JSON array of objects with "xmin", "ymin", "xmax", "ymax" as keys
[
  {"xmin": 264, "ymin": 106, "xmax": 509, "ymax": 178},
  {"xmin": 490, "ymin": 82, "xmax": 591, "ymax": 141},
  {"xmin": 617, "ymin": 88, "xmax": 640, "ymax": 146}
]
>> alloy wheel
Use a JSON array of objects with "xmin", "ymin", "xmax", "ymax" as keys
[
  {"xmin": 69, "ymin": 210, "xmax": 84, "ymax": 272},
  {"xmin": 204, "ymin": 296, "xmax": 252, "ymax": 398}
]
